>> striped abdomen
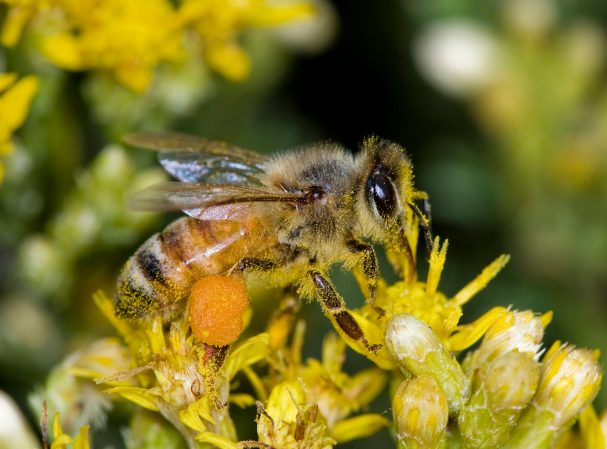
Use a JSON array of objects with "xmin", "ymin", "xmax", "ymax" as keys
[{"xmin": 115, "ymin": 216, "xmax": 269, "ymax": 321}]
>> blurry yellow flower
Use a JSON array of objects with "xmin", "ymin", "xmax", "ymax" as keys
[
  {"xmin": 0, "ymin": 72, "xmax": 38, "ymax": 183},
  {"xmin": 1, "ymin": 0, "xmax": 314, "ymax": 90},
  {"xmin": 0, "ymin": 0, "xmax": 52, "ymax": 46},
  {"xmin": 178, "ymin": 0, "xmax": 314, "ymax": 81},
  {"xmin": 41, "ymin": 0, "xmax": 183, "ymax": 92}
]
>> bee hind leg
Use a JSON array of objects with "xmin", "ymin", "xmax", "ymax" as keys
[{"xmin": 308, "ymin": 270, "xmax": 381, "ymax": 353}]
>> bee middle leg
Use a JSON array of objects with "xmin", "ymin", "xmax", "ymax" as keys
[{"xmin": 308, "ymin": 270, "xmax": 381, "ymax": 353}]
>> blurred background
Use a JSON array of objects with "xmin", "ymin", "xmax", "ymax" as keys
[{"xmin": 1, "ymin": 0, "xmax": 606, "ymax": 447}]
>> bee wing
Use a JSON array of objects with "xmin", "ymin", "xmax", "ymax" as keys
[
  {"xmin": 128, "ymin": 182, "xmax": 303, "ymax": 221},
  {"xmin": 123, "ymin": 132, "xmax": 268, "ymax": 185}
]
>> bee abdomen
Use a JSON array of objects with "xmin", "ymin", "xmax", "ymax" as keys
[{"xmin": 115, "ymin": 226, "xmax": 193, "ymax": 321}]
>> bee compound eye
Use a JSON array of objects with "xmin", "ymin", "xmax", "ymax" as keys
[{"xmin": 367, "ymin": 169, "xmax": 398, "ymax": 219}]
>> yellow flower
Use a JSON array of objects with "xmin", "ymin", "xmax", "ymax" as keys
[
  {"xmin": 340, "ymin": 236, "xmax": 510, "ymax": 367},
  {"xmin": 0, "ymin": 72, "xmax": 38, "ymax": 182},
  {"xmin": 87, "ymin": 291, "xmax": 270, "ymax": 445},
  {"xmin": 259, "ymin": 322, "xmax": 388, "ymax": 446},
  {"xmin": 1, "ymin": 0, "xmax": 314, "ymax": 90},
  {"xmin": 41, "ymin": 0, "xmax": 183, "ymax": 92},
  {"xmin": 256, "ymin": 380, "xmax": 336, "ymax": 449},
  {"xmin": 177, "ymin": 0, "xmax": 314, "ymax": 81}
]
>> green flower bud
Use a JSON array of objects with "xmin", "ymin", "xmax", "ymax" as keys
[
  {"xmin": 502, "ymin": 344, "xmax": 602, "ymax": 449},
  {"xmin": 464, "ymin": 310, "xmax": 544, "ymax": 376},
  {"xmin": 392, "ymin": 375, "xmax": 448, "ymax": 449},
  {"xmin": 386, "ymin": 314, "xmax": 468, "ymax": 413},
  {"xmin": 459, "ymin": 352, "xmax": 540, "ymax": 448},
  {"xmin": 392, "ymin": 375, "xmax": 449, "ymax": 449}
]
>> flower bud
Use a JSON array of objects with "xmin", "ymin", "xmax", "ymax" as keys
[
  {"xmin": 465, "ymin": 310, "xmax": 544, "ymax": 376},
  {"xmin": 502, "ymin": 343, "xmax": 602, "ymax": 449},
  {"xmin": 535, "ymin": 344, "xmax": 602, "ymax": 428},
  {"xmin": 459, "ymin": 352, "xmax": 540, "ymax": 448},
  {"xmin": 386, "ymin": 314, "xmax": 468, "ymax": 413},
  {"xmin": 392, "ymin": 375, "xmax": 448, "ymax": 449}
]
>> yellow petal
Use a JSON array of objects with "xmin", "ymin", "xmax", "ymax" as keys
[
  {"xmin": 448, "ymin": 306, "xmax": 508, "ymax": 351},
  {"xmin": 114, "ymin": 64, "xmax": 154, "ymax": 93},
  {"xmin": 347, "ymin": 367, "xmax": 387, "ymax": 408},
  {"xmin": 195, "ymin": 431, "xmax": 240, "ymax": 449},
  {"xmin": 1, "ymin": 6, "xmax": 36, "ymax": 47},
  {"xmin": 0, "ymin": 74, "xmax": 38, "ymax": 134},
  {"xmin": 179, "ymin": 398, "xmax": 215, "ymax": 431},
  {"xmin": 0, "ymin": 73, "xmax": 17, "ymax": 93},
  {"xmin": 244, "ymin": 3, "xmax": 315, "ymax": 26},
  {"xmin": 206, "ymin": 43, "xmax": 251, "ymax": 82},
  {"xmin": 331, "ymin": 414, "xmax": 390, "ymax": 443},
  {"xmin": 243, "ymin": 365, "xmax": 268, "ymax": 402},
  {"xmin": 579, "ymin": 405, "xmax": 605, "ymax": 449},
  {"xmin": 50, "ymin": 434, "xmax": 73, "ymax": 449},
  {"xmin": 73, "ymin": 425, "xmax": 91, "ymax": 449},
  {"xmin": 266, "ymin": 380, "xmax": 305, "ymax": 423},
  {"xmin": 52, "ymin": 415, "xmax": 64, "ymax": 440},
  {"xmin": 452, "ymin": 254, "xmax": 510, "ymax": 306},
  {"xmin": 42, "ymin": 33, "xmax": 84, "ymax": 70},
  {"xmin": 426, "ymin": 237, "xmax": 448, "ymax": 296},
  {"xmin": 223, "ymin": 333, "xmax": 270, "ymax": 380},
  {"xmin": 103, "ymin": 386, "xmax": 159, "ymax": 411},
  {"xmin": 229, "ymin": 393, "xmax": 256, "ymax": 408}
]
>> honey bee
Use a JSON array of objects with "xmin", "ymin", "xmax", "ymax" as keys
[{"xmin": 118, "ymin": 133, "xmax": 432, "ymax": 351}]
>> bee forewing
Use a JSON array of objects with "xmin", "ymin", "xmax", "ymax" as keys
[
  {"xmin": 124, "ymin": 132, "xmax": 268, "ymax": 184},
  {"xmin": 128, "ymin": 182, "xmax": 305, "ymax": 213}
]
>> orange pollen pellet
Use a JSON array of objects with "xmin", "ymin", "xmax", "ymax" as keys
[{"xmin": 188, "ymin": 274, "xmax": 249, "ymax": 346}]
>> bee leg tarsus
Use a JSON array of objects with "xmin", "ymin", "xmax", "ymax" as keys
[
  {"xmin": 308, "ymin": 270, "xmax": 380, "ymax": 353},
  {"xmin": 365, "ymin": 341, "xmax": 383, "ymax": 353},
  {"xmin": 373, "ymin": 305, "xmax": 386, "ymax": 318}
]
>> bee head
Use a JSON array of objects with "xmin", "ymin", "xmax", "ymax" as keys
[{"xmin": 358, "ymin": 137, "xmax": 432, "ymax": 255}]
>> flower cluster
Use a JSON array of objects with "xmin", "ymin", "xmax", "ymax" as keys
[
  {"xmin": 0, "ymin": 0, "xmax": 314, "ymax": 91},
  {"xmin": 28, "ymin": 209, "xmax": 603, "ymax": 449}
]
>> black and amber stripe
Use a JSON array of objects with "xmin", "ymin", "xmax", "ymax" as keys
[{"xmin": 114, "ymin": 216, "xmax": 258, "ymax": 322}]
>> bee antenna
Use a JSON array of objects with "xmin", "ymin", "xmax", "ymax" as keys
[{"xmin": 408, "ymin": 200, "xmax": 433, "ymax": 258}]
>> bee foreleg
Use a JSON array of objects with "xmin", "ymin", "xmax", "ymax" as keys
[
  {"xmin": 308, "ymin": 271, "xmax": 381, "ymax": 353},
  {"xmin": 347, "ymin": 240, "xmax": 380, "ymax": 308}
]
